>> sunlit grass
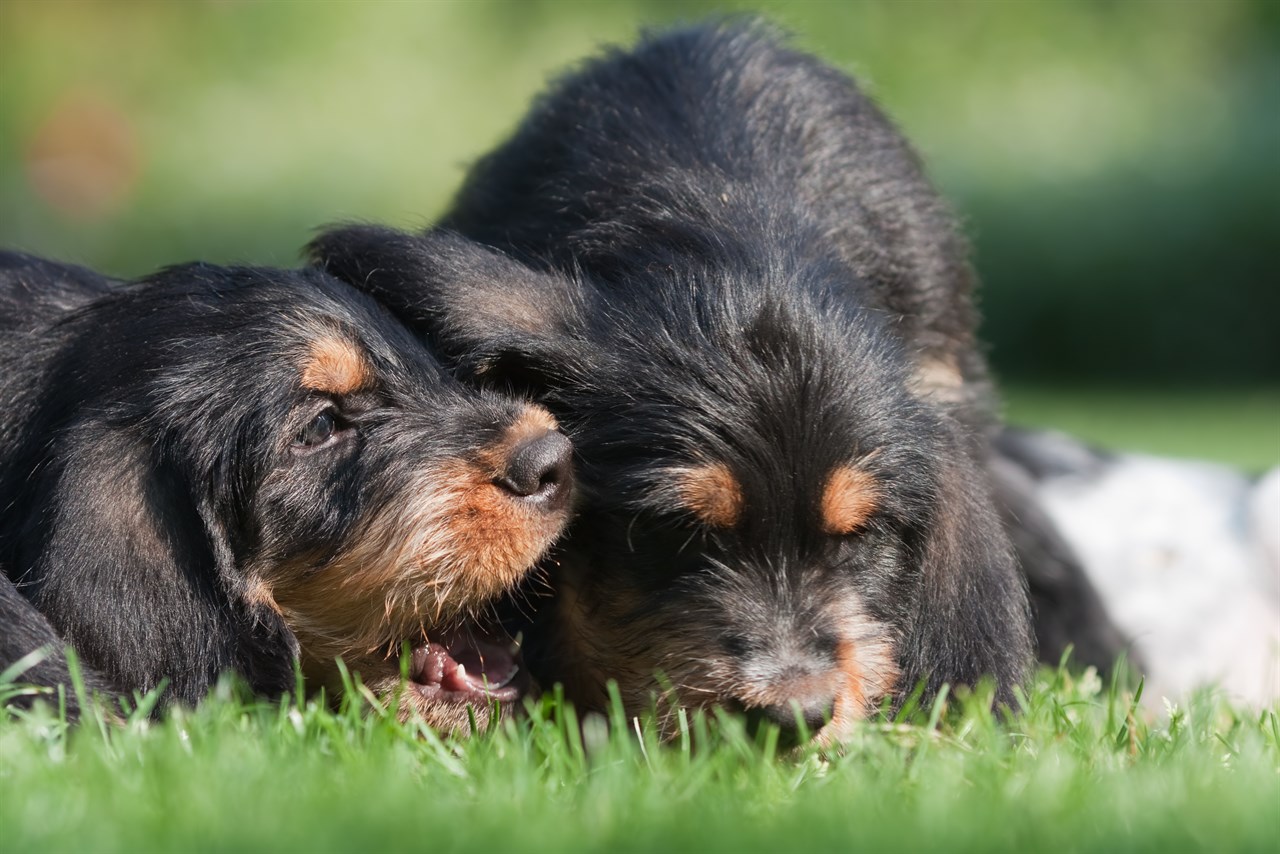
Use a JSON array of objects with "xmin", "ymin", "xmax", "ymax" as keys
[{"xmin": 2, "ymin": 659, "xmax": 1277, "ymax": 853}]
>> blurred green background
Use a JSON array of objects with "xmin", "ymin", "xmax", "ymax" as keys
[{"xmin": 1, "ymin": 0, "xmax": 1276, "ymax": 467}]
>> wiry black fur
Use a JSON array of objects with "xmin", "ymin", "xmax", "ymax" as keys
[
  {"xmin": 0, "ymin": 572, "xmax": 119, "ymax": 717},
  {"xmin": 313, "ymin": 21, "xmax": 1036, "ymax": 732},
  {"xmin": 0, "ymin": 251, "xmax": 557, "ymax": 718},
  {"xmin": 0, "ymin": 252, "xmax": 114, "ymax": 333}
]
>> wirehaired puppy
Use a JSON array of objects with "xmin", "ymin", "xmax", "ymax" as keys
[
  {"xmin": 312, "ymin": 20, "xmax": 1033, "ymax": 743},
  {"xmin": 0, "ymin": 251, "xmax": 572, "ymax": 730}
]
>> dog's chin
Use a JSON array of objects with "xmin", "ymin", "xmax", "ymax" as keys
[{"xmin": 369, "ymin": 624, "xmax": 532, "ymax": 732}]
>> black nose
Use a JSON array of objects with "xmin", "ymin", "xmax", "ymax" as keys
[
  {"xmin": 741, "ymin": 698, "xmax": 834, "ymax": 748},
  {"xmin": 496, "ymin": 429, "xmax": 573, "ymax": 509}
]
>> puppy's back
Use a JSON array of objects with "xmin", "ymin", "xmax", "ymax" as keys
[{"xmin": 443, "ymin": 20, "xmax": 973, "ymax": 358}]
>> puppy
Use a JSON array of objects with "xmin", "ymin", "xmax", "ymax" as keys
[
  {"xmin": 313, "ymin": 20, "xmax": 1033, "ymax": 743},
  {"xmin": 0, "ymin": 251, "xmax": 572, "ymax": 730}
]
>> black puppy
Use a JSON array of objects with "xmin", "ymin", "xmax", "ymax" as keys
[
  {"xmin": 313, "ymin": 21, "xmax": 1033, "ymax": 743},
  {"xmin": 0, "ymin": 251, "xmax": 572, "ymax": 730}
]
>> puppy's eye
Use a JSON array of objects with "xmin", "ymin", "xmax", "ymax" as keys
[{"xmin": 294, "ymin": 409, "xmax": 341, "ymax": 450}]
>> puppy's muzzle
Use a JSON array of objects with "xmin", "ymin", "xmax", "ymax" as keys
[
  {"xmin": 728, "ymin": 691, "xmax": 837, "ymax": 748},
  {"xmin": 495, "ymin": 429, "xmax": 573, "ymax": 511}
]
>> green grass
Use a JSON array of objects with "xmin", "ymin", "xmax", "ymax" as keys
[
  {"xmin": 1004, "ymin": 385, "xmax": 1280, "ymax": 472},
  {"xmin": 2, "ymin": 667, "xmax": 1277, "ymax": 853}
]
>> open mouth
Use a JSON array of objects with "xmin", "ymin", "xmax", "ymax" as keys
[{"xmin": 408, "ymin": 626, "xmax": 529, "ymax": 705}]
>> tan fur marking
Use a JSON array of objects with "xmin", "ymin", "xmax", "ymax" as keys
[
  {"xmin": 675, "ymin": 462, "xmax": 743, "ymax": 529},
  {"xmin": 300, "ymin": 336, "xmax": 371, "ymax": 395},
  {"xmin": 519, "ymin": 406, "xmax": 560, "ymax": 434},
  {"xmin": 242, "ymin": 577, "xmax": 281, "ymax": 615},
  {"xmin": 819, "ymin": 636, "xmax": 900, "ymax": 747},
  {"xmin": 820, "ymin": 465, "xmax": 880, "ymax": 535},
  {"xmin": 470, "ymin": 406, "xmax": 560, "ymax": 479}
]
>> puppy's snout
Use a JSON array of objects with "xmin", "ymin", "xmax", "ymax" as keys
[
  {"xmin": 741, "ymin": 696, "xmax": 835, "ymax": 748},
  {"xmin": 495, "ymin": 429, "xmax": 573, "ymax": 509}
]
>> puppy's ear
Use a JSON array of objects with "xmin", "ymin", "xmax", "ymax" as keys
[
  {"xmin": 309, "ymin": 226, "xmax": 586, "ymax": 390},
  {"xmin": 21, "ymin": 424, "xmax": 297, "ymax": 707},
  {"xmin": 898, "ymin": 436, "xmax": 1034, "ymax": 709}
]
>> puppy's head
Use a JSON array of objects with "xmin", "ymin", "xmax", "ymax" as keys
[
  {"xmin": 312, "ymin": 227, "xmax": 1031, "ymax": 744},
  {"xmin": 9, "ymin": 263, "xmax": 572, "ymax": 730}
]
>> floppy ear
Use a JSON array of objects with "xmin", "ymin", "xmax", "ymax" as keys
[
  {"xmin": 19, "ymin": 423, "xmax": 298, "ymax": 708},
  {"xmin": 897, "ymin": 434, "xmax": 1034, "ymax": 709},
  {"xmin": 309, "ymin": 226, "xmax": 587, "ymax": 389}
]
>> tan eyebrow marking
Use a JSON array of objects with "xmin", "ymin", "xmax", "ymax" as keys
[
  {"xmin": 300, "ymin": 335, "xmax": 372, "ymax": 395},
  {"xmin": 674, "ymin": 462, "xmax": 744, "ymax": 529},
  {"xmin": 820, "ymin": 464, "xmax": 880, "ymax": 535}
]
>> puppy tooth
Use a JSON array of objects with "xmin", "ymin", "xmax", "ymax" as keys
[{"xmin": 511, "ymin": 631, "xmax": 524, "ymax": 653}]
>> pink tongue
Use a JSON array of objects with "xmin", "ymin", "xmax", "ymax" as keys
[
  {"xmin": 452, "ymin": 641, "xmax": 519, "ymax": 689},
  {"xmin": 415, "ymin": 644, "xmax": 458, "ymax": 687},
  {"xmin": 413, "ymin": 634, "xmax": 519, "ymax": 692}
]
